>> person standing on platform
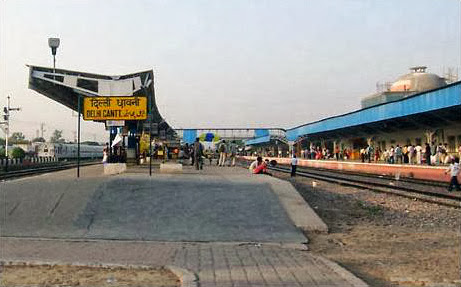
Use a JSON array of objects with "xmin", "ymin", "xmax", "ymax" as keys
[
  {"xmin": 375, "ymin": 147, "xmax": 381, "ymax": 162},
  {"xmin": 360, "ymin": 147, "xmax": 366, "ymax": 163},
  {"xmin": 228, "ymin": 140, "xmax": 237, "ymax": 167},
  {"xmin": 334, "ymin": 145, "xmax": 340, "ymax": 161},
  {"xmin": 367, "ymin": 145, "xmax": 374, "ymax": 163},
  {"xmin": 443, "ymin": 143, "xmax": 449, "ymax": 164},
  {"xmin": 102, "ymin": 142, "xmax": 109, "ymax": 165},
  {"xmin": 408, "ymin": 145, "xmax": 415, "ymax": 164},
  {"xmin": 436, "ymin": 143, "xmax": 443, "ymax": 165},
  {"xmin": 425, "ymin": 143, "xmax": 432, "ymax": 165},
  {"xmin": 402, "ymin": 145, "xmax": 408, "ymax": 164},
  {"xmin": 389, "ymin": 146, "xmax": 395, "ymax": 164},
  {"xmin": 431, "ymin": 142, "xmax": 437, "ymax": 165},
  {"xmin": 218, "ymin": 140, "xmax": 227, "ymax": 167},
  {"xmin": 445, "ymin": 157, "xmax": 460, "ymax": 192},
  {"xmin": 193, "ymin": 137, "xmax": 203, "ymax": 170},
  {"xmin": 395, "ymin": 145, "xmax": 402, "ymax": 164},
  {"xmin": 291, "ymin": 154, "xmax": 298, "ymax": 177},
  {"xmin": 415, "ymin": 144, "xmax": 422, "ymax": 164}
]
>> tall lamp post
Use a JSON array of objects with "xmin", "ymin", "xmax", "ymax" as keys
[{"xmin": 48, "ymin": 38, "xmax": 60, "ymax": 80}]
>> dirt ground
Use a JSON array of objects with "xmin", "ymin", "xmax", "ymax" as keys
[
  {"xmin": 273, "ymin": 170, "xmax": 461, "ymax": 287},
  {"xmin": 0, "ymin": 264, "xmax": 180, "ymax": 287}
]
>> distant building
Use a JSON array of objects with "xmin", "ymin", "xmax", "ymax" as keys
[{"xmin": 361, "ymin": 66, "xmax": 447, "ymax": 108}]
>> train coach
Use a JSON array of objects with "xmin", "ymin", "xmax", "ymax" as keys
[{"xmin": 37, "ymin": 143, "xmax": 103, "ymax": 160}]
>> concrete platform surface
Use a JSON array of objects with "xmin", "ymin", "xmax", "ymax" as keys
[
  {"xmin": 0, "ymin": 164, "xmax": 367, "ymax": 286},
  {"xmin": 1, "ymin": 165, "xmax": 305, "ymax": 242}
]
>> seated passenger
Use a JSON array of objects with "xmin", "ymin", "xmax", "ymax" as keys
[
  {"xmin": 249, "ymin": 156, "xmax": 261, "ymax": 172},
  {"xmin": 253, "ymin": 158, "xmax": 272, "ymax": 176}
]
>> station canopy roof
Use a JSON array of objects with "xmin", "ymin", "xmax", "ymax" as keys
[
  {"xmin": 287, "ymin": 80, "xmax": 461, "ymax": 142},
  {"xmin": 28, "ymin": 65, "xmax": 174, "ymax": 135}
]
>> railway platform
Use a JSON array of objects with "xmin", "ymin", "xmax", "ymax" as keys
[
  {"xmin": 241, "ymin": 156, "xmax": 452, "ymax": 183},
  {"xmin": 0, "ymin": 164, "xmax": 368, "ymax": 286}
]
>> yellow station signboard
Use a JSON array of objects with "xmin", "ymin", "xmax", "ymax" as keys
[{"xmin": 83, "ymin": 96, "xmax": 147, "ymax": 121}]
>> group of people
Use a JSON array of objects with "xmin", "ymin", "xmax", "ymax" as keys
[
  {"xmin": 298, "ymin": 142, "xmax": 460, "ymax": 166},
  {"xmin": 176, "ymin": 139, "xmax": 239, "ymax": 170},
  {"xmin": 366, "ymin": 142, "xmax": 456, "ymax": 166},
  {"xmin": 216, "ymin": 140, "xmax": 238, "ymax": 167},
  {"xmin": 102, "ymin": 142, "xmax": 126, "ymax": 164},
  {"xmin": 248, "ymin": 156, "xmax": 276, "ymax": 175},
  {"xmin": 300, "ymin": 146, "xmax": 348, "ymax": 160},
  {"xmin": 248, "ymin": 155, "xmax": 297, "ymax": 177}
]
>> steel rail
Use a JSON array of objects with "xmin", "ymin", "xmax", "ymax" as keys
[
  {"xmin": 268, "ymin": 165, "xmax": 461, "ymax": 209},
  {"xmin": 0, "ymin": 161, "xmax": 100, "ymax": 181}
]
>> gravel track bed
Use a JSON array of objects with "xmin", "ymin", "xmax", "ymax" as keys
[{"xmin": 272, "ymin": 170, "xmax": 461, "ymax": 287}]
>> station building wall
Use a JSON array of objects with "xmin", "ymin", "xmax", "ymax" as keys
[
  {"xmin": 295, "ymin": 122, "xmax": 461, "ymax": 160},
  {"xmin": 368, "ymin": 124, "xmax": 461, "ymax": 154}
]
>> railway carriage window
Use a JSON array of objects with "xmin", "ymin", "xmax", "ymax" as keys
[{"xmin": 77, "ymin": 78, "xmax": 98, "ymax": 92}]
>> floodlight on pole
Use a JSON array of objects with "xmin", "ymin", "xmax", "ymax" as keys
[{"xmin": 48, "ymin": 38, "xmax": 60, "ymax": 80}]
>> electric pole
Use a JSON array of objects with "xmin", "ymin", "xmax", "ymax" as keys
[{"xmin": 1, "ymin": 96, "xmax": 21, "ymax": 158}]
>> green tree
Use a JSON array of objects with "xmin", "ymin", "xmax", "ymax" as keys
[
  {"xmin": 50, "ymin": 130, "xmax": 65, "ymax": 143},
  {"xmin": 0, "ymin": 137, "xmax": 5, "ymax": 146},
  {"xmin": 11, "ymin": 147, "xmax": 25, "ymax": 159},
  {"xmin": 32, "ymin": 137, "xmax": 46, "ymax": 143},
  {"xmin": 9, "ymin": 132, "xmax": 28, "ymax": 144}
]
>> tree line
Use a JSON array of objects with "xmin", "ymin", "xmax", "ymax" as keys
[
  {"xmin": 0, "ymin": 129, "xmax": 66, "ymax": 146},
  {"xmin": 0, "ymin": 130, "xmax": 65, "ymax": 159}
]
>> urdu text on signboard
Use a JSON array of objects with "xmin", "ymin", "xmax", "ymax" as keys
[{"xmin": 83, "ymin": 97, "xmax": 147, "ymax": 120}]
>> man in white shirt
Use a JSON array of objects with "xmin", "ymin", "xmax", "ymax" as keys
[
  {"xmin": 445, "ymin": 157, "xmax": 460, "ymax": 192},
  {"xmin": 291, "ymin": 154, "xmax": 298, "ymax": 177},
  {"xmin": 249, "ymin": 158, "xmax": 259, "ymax": 172},
  {"xmin": 415, "ymin": 145, "xmax": 422, "ymax": 164}
]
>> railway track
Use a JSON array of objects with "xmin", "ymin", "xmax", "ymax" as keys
[
  {"xmin": 0, "ymin": 161, "xmax": 100, "ymax": 181},
  {"xmin": 239, "ymin": 160, "xmax": 461, "ymax": 208},
  {"xmin": 272, "ymin": 165, "xmax": 461, "ymax": 208}
]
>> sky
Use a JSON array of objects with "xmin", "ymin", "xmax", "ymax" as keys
[{"xmin": 0, "ymin": 0, "xmax": 459, "ymax": 142}]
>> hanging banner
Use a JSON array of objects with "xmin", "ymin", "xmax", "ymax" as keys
[{"xmin": 83, "ymin": 97, "xmax": 147, "ymax": 120}]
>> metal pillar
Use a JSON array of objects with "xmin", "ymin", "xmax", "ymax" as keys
[
  {"xmin": 4, "ymin": 97, "xmax": 9, "ymax": 171},
  {"xmin": 77, "ymin": 95, "xmax": 81, "ymax": 178},
  {"xmin": 53, "ymin": 55, "xmax": 56, "ymax": 82}
]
